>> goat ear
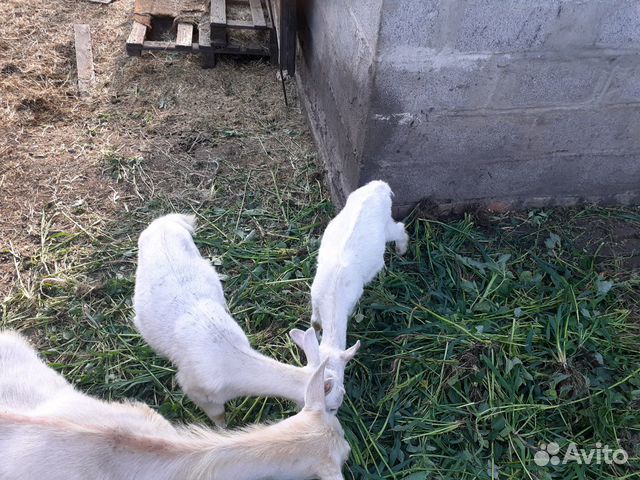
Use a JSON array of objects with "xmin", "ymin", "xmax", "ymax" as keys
[
  {"xmin": 290, "ymin": 327, "xmax": 321, "ymax": 366},
  {"xmin": 302, "ymin": 327, "xmax": 321, "ymax": 365},
  {"xmin": 341, "ymin": 340, "xmax": 361, "ymax": 363},
  {"xmin": 304, "ymin": 359, "xmax": 328, "ymax": 411},
  {"xmin": 289, "ymin": 329, "xmax": 306, "ymax": 349}
]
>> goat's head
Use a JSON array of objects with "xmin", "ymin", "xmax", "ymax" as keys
[
  {"xmin": 318, "ymin": 341, "xmax": 359, "ymax": 413},
  {"xmin": 297, "ymin": 360, "xmax": 351, "ymax": 479},
  {"xmin": 290, "ymin": 328, "xmax": 359, "ymax": 413}
]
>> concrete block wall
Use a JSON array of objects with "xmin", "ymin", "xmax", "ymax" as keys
[
  {"xmin": 297, "ymin": 0, "xmax": 640, "ymax": 214},
  {"xmin": 296, "ymin": 0, "xmax": 383, "ymax": 204}
]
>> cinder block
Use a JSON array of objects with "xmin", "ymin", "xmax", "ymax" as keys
[
  {"xmin": 490, "ymin": 56, "xmax": 610, "ymax": 108},
  {"xmin": 532, "ymin": 107, "xmax": 640, "ymax": 154},
  {"xmin": 378, "ymin": 0, "xmax": 608, "ymax": 53},
  {"xmin": 596, "ymin": 1, "xmax": 640, "ymax": 49},
  {"xmin": 451, "ymin": 1, "xmax": 557, "ymax": 53},
  {"xmin": 364, "ymin": 106, "xmax": 640, "ymax": 167},
  {"xmin": 541, "ymin": 1, "xmax": 603, "ymax": 49},
  {"xmin": 602, "ymin": 62, "xmax": 640, "ymax": 104},
  {"xmin": 378, "ymin": 0, "xmax": 442, "ymax": 49},
  {"xmin": 365, "ymin": 152, "xmax": 640, "ymax": 207},
  {"xmin": 376, "ymin": 51, "xmax": 615, "ymax": 111},
  {"xmin": 373, "ymin": 52, "xmax": 498, "ymax": 110}
]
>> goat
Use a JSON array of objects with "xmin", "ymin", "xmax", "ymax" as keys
[
  {"xmin": 133, "ymin": 214, "xmax": 349, "ymax": 425},
  {"xmin": 309, "ymin": 180, "xmax": 409, "ymax": 407},
  {"xmin": 0, "ymin": 331, "xmax": 350, "ymax": 480}
]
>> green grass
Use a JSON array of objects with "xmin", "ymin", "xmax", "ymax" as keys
[{"xmin": 2, "ymin": 155, "xmax": 640, "ymax": 479}]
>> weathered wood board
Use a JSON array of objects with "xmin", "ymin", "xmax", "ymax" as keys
[
  {"xmin": 271, "ymin": 0, "xmax": 296, "ymax": 74},
  {"xmin": 126, "ymin": 21, "xmax": 147, "ymax": 55},
  {"xmin": 74, "ymin": 24, "xmax": 95, "ymax": 95},
  {"xmin": 249, "ymin": 0, "xmax": 266, "ymax": 28},
  {"xmin": 176, "ymin": 23, "xmax": 194, "ymax": 49}
]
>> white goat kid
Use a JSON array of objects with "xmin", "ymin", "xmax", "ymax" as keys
[
  {"xmin": 133, "ymin": 214, "xmax": 345, "ymax": 425},
  {"xmin": 310, "ymin": 180, "xmax": 409, "ymax": 407},
  {"xmin": 0, "ymin": 331, "xmax": 350, "ymax": 480}
]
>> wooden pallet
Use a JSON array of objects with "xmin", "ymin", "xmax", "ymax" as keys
[
  {"xmin": 211, "ymin": 0, "xmax": 269, "ymax": 31},
  {"xmin": 126, "ymin": 16, "xmax": 217, "ymax": 68},
  {"xmin": 126, "ymin": 1, "xmax": 275, "ymax": 68},
  {"xmin": 209, "ymin": 0, "xmax": 276, "ymax": 62}
]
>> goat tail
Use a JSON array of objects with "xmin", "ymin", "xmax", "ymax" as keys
[
  {"xmin": 162, "ymin": 213, "xmax": 197, "ymax": 234},
  {"xmin": 366, "ymin": 180, "xmax": 393, "ymax": 198}
]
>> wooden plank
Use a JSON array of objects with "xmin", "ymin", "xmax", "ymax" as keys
[
  {"xmin": 249, "ymin": 0, "xmax": 266, "ymax": 28},
  {"xmin": 199, "ymin": 16, "xmax": 216, "ymax": 68},
  {"xmin": 142, "ymin": 40, "xmax": 199, "ymax": 51},
  {"xmin": 269, "ymin": 27, "xmax": 278, "ymax": 65},
  {"xmin": 142, "ymin": 41, "xmax": 176, "ymax": 51},
  {"xmin": 199, "ymin": 17, "xmax": 211, "ymax": 49},
  {"xmin": 278, "ymin": 0, "xmax": 296, "ymax": 74},
  {"xmin": 265, "ymin": 0, "xmax": 277, "ymax": 64},
  {"xmin": 219, "ymin": 18, "xmax": 267, "ymax": 29},
  {"xmin": 176, "ymin": 23, "xmax": 193, "ymax": 50},
  {"xmin": 271, "ymin": 0, "xmax": 281, "ymax": 49},
  {"xmin": 212, "ymin": 43, "xmax": 270, "ymax": 55},
  {"xmin": 210, "ymin": 0, "xmax": 228, "ymax": 46},
  {"xmin": 73, "ymin": 24, "xmax": 95, "ymax": 95},
  {"xmin": 141, "ymin": 40, "xmax": 266, "ymax": 56},
  {"xmin": 126, "ymin": 21, "xmax": 147, "ymax": 56},
  {"xmin": 212, "ymin": 26, "xmax": 227, "ymax": 46},
  {"xmin": 210, "ymin": 0, "xmax": 227, "ymax": 25}
]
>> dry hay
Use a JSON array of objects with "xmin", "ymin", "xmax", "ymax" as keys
[{"xmin": 0, "ymin": 0, "xmax": 308, "ymax": 297}]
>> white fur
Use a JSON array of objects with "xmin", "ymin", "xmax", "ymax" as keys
[
  {"xmin": 0, "ymin": 331, "xmax": 350, "ymax": 480},
  {"xmin": 310, "ymin": 180, "xmax": 408, "ymax": 407},
  {"xmin": 133, "ymin": 214, "xmax": 345, "ymax": 425}
]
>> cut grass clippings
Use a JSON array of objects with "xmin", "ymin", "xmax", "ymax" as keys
[{"xmin": 2, "ymin": 157, "xmax": 639, "ymax": 479}]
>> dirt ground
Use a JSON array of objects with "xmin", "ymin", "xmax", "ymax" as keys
[{"xmin": 0, "ymin": 0, "xmax": 310, "ymax": 297}]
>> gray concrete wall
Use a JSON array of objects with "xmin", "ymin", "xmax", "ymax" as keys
[
  {"xmin": 297, "ymin": 0, "xmax": 383, "ymax": 205},
  {"xmin": 297, "ymin": 0, "xmax": 640, "ymax": 214}
]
